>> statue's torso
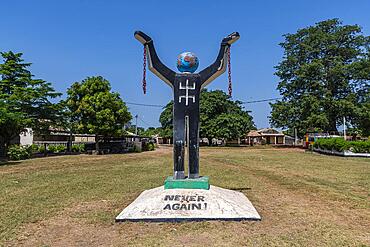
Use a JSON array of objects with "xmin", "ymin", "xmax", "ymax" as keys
[{"xmin": 173, "ymin": 73, "xmax": 201, "ymax": 114}]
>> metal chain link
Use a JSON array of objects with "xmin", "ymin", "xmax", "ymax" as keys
[
  {"xmin": 227, "ymin": 47, "xmax": 232, "ymax": 97},
  {"xmin": 142, "ymin": 45, "xmax": 147, "ymax": 94}
]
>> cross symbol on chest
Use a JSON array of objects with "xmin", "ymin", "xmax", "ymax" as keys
[{"xmin": 179, "ymin": 79, "xmax": 196, "ymax": 106}]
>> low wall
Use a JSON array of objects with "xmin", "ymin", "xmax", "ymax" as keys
[{"xmin": 313, "ymin": 147, "xmax": 370, "ymax": 158}]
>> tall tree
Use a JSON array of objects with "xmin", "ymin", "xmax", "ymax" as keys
[
  {"xmin": 65, "ymin": 76, "xmax": 132, "ymax": 151},
  {"xmin": 159, "ymin": 101, "xmax": 174, "ymax": 136},
  {"xmin": 159, "ymin": 89, "xmax": 255, "ymax": 144},
  {"xmin": 200, "ymin": 90, "xmax": 255, "ymax": 142},
  {"xmin": 0, "ymin": 51, "xmax": 61, "ymax": 156},
  {"xmin": 270, "ymin": 19, "xmax": 370, "ymax": 136},
  {"xmin": 140, "ymin": 127, "xmax": 166, "ymax": 137}
]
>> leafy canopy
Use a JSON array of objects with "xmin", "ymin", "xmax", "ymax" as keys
[
  {"xmin": 270, "ymin": 19, "xmax": 370, "ymax": 136},
  {"xmin": 0, "ymin": 51, "xmax": 61, "ymax": 153},
  {"xmin": 65, "ymin": 76, "xmax": 132, "ymax": 137},
  {"xmin": 160, "ymin": 89, "xmax": 255, "ymax": 141}
]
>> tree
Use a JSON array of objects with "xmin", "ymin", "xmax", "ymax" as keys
[
  {"xmin": 200, "ymin": 90, "xmax": 255, "ymax": 142},
  {"xmin": 141, "ymin": 127, "xmax": 159, "ymax": 137},
  {"xmin": 159, "ymin": 101, "xmax": 174, "ymax": 136},
  {"xmin": 270, "ymin": 19, "xmax": 370, "ymax": 136},
  {"xmin": 159, "ymin": 89, "xmax": 255, "ymax": 144},
  {"xmin": 352, "ymin": 67, "xmax": 370, "ymax": 136},
  {"xmin": 139, "ymin": 127, "xmax": 171, "ymax": 138},
  {"xmin": 65, "ymin": 76, "xmax": 132, "ymax": 151},
  {"xmin": 0, "ymin": 51, "xmax": 61, "ymax": 156},
  {"xmin": 125, "ymin": 124, "xmax": 144, "ymax": 135}
]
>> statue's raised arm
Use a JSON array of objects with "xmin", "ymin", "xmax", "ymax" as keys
[
  {"xmin": 199, "ymin": 32, "xmax": 240, "ymax": 88},
  {"xmin": 134, "ymin": 31, "xmax": 176, "ymax": 87}
]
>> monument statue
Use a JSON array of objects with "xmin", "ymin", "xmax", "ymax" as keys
[
  {"xmin": 134, "ymin": 31, "xmax": 240, "ymax": 180},
  {"xmin": 116, "ymin": 31, "xmax": 261, "ymax": 222}
]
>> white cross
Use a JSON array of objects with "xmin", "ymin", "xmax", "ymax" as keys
[{"xmin": 179, "ymin": 79, "xmax": 196, "ymax": 106}]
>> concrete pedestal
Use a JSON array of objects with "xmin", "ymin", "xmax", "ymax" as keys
[{"xmin": 116, "ymin": 185, "xmax": 261, "ymax": 222}]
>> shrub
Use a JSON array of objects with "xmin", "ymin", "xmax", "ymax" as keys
[
  {"xmin": 71, "ymin": 144, "xmax": 85, "ymax": 152},
  {"xmin": 30, "ymin": 144, "xmax": 39, "ymax": 153},
  {"xmin": 38, "ymin": 145, "xmax": 46, "ymax": 153},
  {"xmin": 314, "ymin": 138, "xmax": 370, "ymax": 153},
  {"xmin": 7, "ymin": 145, "xmax": 32, "ymax": 160},
  {"xmin": 71, "ymin": 144, "xmax": 78, "ymax": 152},
  {"xmin": 56, "ymin": 145, "xmax": 66, "ymax": 153},
  {"xmin": 147, "ymin": 142, "xmax": 155, "ymax": 151},
  {"xmin": 142, "ymin": 142, "xmax": 155, "ymax": 151},
  {"xmin": 350, "ymin": 141, "xmax": 370, "ymax": 153},
  {"xmin": 128, "ymin": 144, "xmax": 141, "ymax": 153},
  {"xmin": 47, "ymin": 145, "xmax": 57, "ymax": 153}
]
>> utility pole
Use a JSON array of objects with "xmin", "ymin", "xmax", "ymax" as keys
[
  {"xmin": 135, "ymin": 115, "xmax": 138, "ymax": 135},
  {"xmin": 343, "ymin": 116, "xmax": 346, "ymax": 140},
  {"xmin": 294, "ymin": 128, "xmax": 297, "ymax": 146}
]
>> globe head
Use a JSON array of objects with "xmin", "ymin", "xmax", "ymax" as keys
[{"xmin": 176, "ymin": 52, "xmax": 199, "ymax": 73}]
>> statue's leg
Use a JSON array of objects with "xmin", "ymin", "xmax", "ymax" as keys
[
  {"xmin": 188, "ymin": 114, "xmax": 200, "ymax": 179},
  {"xmin": 173, "ymin": 108, "xmax": 185, "ymax": 179}
]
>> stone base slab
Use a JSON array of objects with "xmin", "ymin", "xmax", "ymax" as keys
[{"xmin": 116, "ymin": 185, "xmax": 261, "ymax": 222}]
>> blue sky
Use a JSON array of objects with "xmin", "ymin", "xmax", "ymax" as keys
[{"xmin": 1, "ymin": 0, "xmax": 369, "ymax": 128}]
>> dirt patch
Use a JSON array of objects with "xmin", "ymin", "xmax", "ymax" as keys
[{"xmin": 4, "ymin": 200, "xmax": 119, "ymax": 247}]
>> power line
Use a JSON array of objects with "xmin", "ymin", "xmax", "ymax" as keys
[
  {"xmin": 138, "ymin": 116, "xmax": 153, "ymax": 127},
  {"xmin": 130, "ymin": 97, "xmax": 284, "ymax": 128},
  {"xmin": 126, "ymin": 97, "xmax": 282, "ymax": 108},
  {"xmin": 241, "ymin": 97, "xmax": 282, "ymax": 104},
  {"xmin": 126, "ymin": 102, "xmax": 165, "ymax": 108}
]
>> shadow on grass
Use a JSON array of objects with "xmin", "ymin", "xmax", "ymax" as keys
[
  {"xmin": 0, "ymin": 160, "xmax": 22, "ymax": 167},
  {"xmin": 225, "ymin": 187, "xmax": 252, "ymax": 191}
]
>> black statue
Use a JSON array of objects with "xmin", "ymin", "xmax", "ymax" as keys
[{"xmin": 134, "ymin": 31, "xmax": 240, "ymax": 179}]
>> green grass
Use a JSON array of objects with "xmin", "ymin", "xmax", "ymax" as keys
[{"xmin": 0, "ymin": 147, "xmax": 369, "ymax": 246}]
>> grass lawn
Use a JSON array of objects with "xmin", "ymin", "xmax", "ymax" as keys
[{"xmin": 0, "ymin": 146, "xmax": 369, "ymax": 246}]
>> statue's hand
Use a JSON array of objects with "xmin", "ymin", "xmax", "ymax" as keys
[
  {"xmin": 134, "ymin": 31, "xmax": 152, "ymax": 44},
  {"xmin": 222, "ymin": 32, "xmax": 240, "ymax": 45}
]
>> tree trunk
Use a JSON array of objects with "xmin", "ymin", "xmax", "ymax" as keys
[
  {"xmin": 67, "ymin": 131, "xmax": 73, "ymax": 152},
  {"xmin": 95, "ymin": 136, "xmax": 101, "ymax": 154},
  {"xmin": 1, "ymin": 135, "xmax": 15, "ymax": 160},
  {"xmin": 328, "ymin": 114, "xmax": 338, "ymax": 133},
  {"xmin": 43, "ymin": 143, "xmax": 47, "ymax": 157},
  {"xmin": 207, "ymin": 137, "xmax": 212, "ymax": 146},
  {"xmin": 0, "ymin": 141, "xmax": 8, "ymax": 159},
  {"xmin": 42, "ymin": 135, "xmax": 47, "ymax": 157}
]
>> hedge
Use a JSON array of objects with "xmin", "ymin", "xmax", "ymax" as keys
[
  {"xmin": 313, "ymin": 138, "xmax": 370, "ymax": 153},
  {"xmin": 7, "ymin": 145, "xmax": 32, "ymax": 160},
  {"xmin": 47, "ymin": 144, "xmax": 67, "ymax": 153},
  {"xmin": 71, "ymin": 144, "xmax": 85, "ymax": 152},
  {"xmin": 7, "ymin": 143, "xmax": 87, "ymax": 161}
]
